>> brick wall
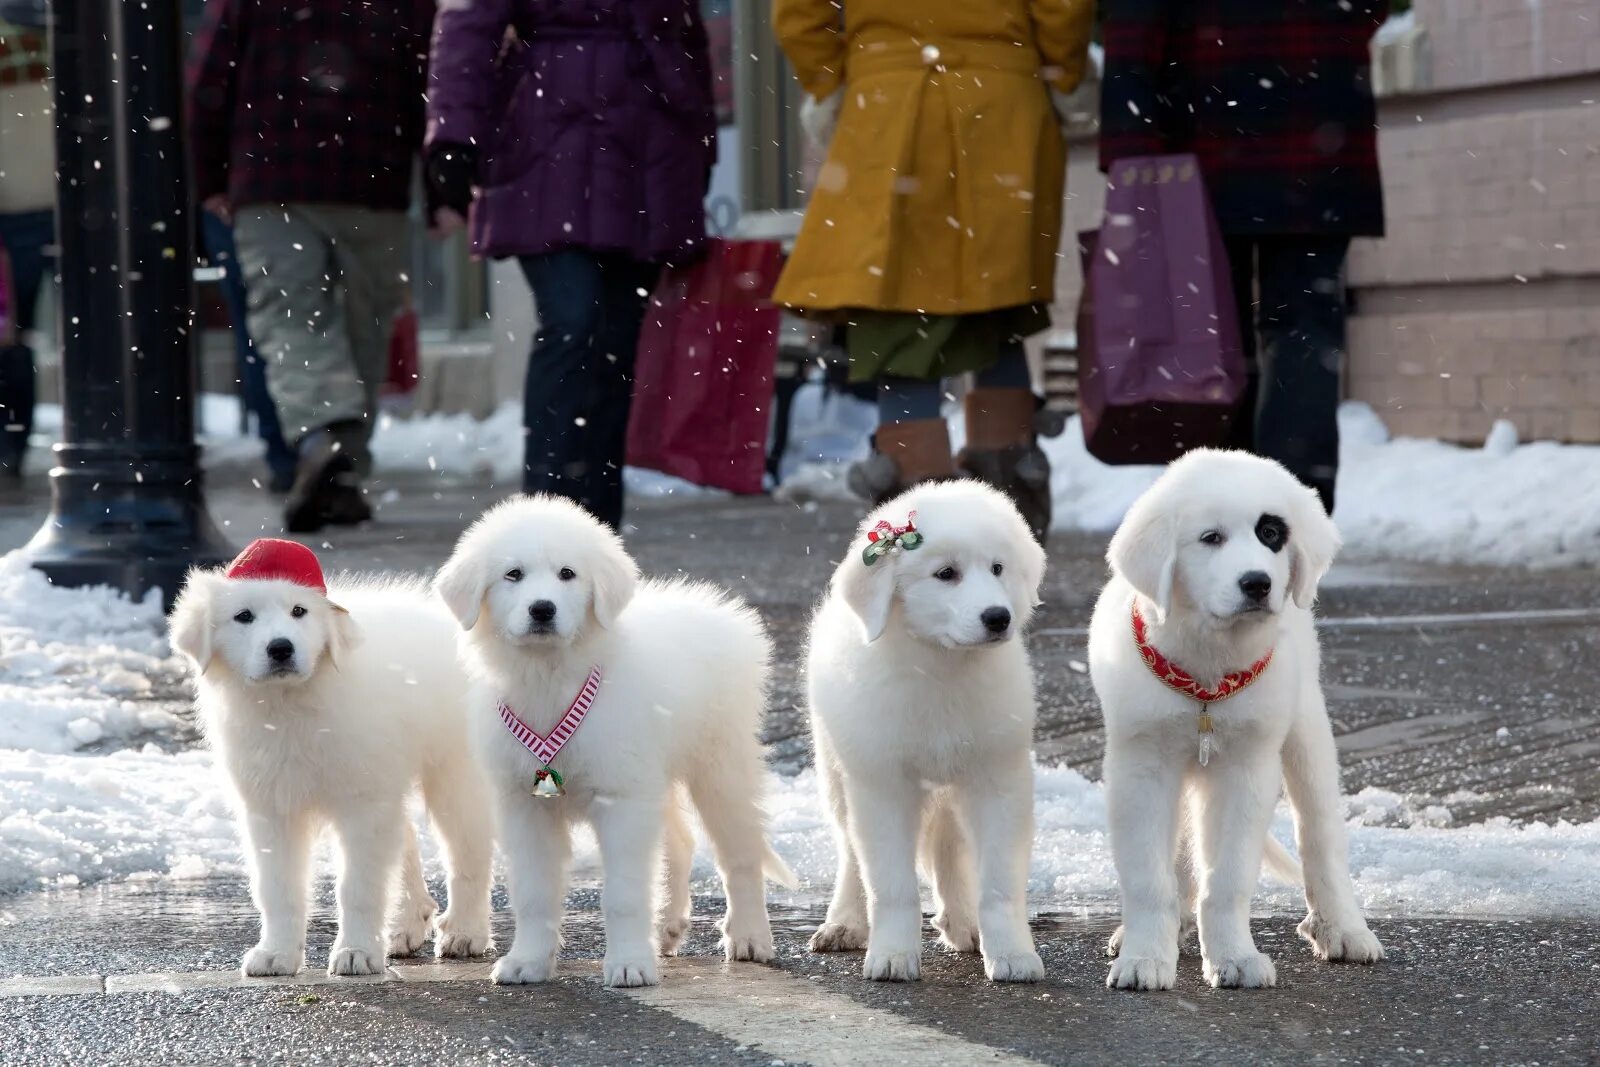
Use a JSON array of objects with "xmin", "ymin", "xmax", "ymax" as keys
[{"xmin": 1050, "ymin": 0, "xmax": 1600, "ymax": 443}]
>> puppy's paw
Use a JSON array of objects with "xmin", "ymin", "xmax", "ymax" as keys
[
  {"xmin": 809, "ymin": 922, "xmax": 868, "ymax": 953},
  {"xmin": 722, "ymin": 925, "xmax": 775, "ymax": 964},
  {"xmin": 1106, "ymin": 955, "xmax": 1176, "ymax": 991},
  {"xmin": 657, "ymin": 914, "xmax": 691, "ymax": 956},
  {"xmin": 1299, "ymin": 913, "xmax": 1385, "ymax": 963},
  {"xmin": 1108, "ymin": 918, "xmax": 1197, "ymax": 958},
  {"xmin": 434, "ymin": 910, "xmax": 491, "ymax": 959},
  {"xmin": 984, "ymin": 949, "xmax": 1045, "ymax": 983},
  {"xmin": 603, "ymin": 953, "xmax": 660, "ymax": 988},
  {"xmin": 932, "ymin": 911, "xmax": 980, "ymax": 954},
  {"xmin": 240, "ymin": 944, "xmax": 303, "ymax": 978},
  {"xmin": 491, "ymin": 953, "xmax": 556, "ymax": 985},
  {"xmin": 1204, "ymin": 951, "xmax": 1276, "ymax": 989},
  {"xmin": 862, "ymin": 945, "xmax": 921, "ymax": 982},
  {"xmin": 387, "ymin": 903, "xmax": 436, "ymax": 958},
  {"xmin": 328, "ymin": 944, "xmax": 385, "ymax": 977},
  {"xmin": 1106, "ymin": 924, "xmax": 1123, "ymax": 958}
]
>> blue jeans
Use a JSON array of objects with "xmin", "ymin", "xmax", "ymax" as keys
[
  {"xmin": 0, "ymin": 209, "xmax": 51, "ymax": 473},
  {"xmin": 200, "ymin": 209, "xmax": 296, "ymax": 483},
  {"xmin": 877, "ymin": 339, "xmax": 1033, "ymax": 423},
  {"xmin": 519, "ymin": 250, "xmax": 660, "ymax": 530}
]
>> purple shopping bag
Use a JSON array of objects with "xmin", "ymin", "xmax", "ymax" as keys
[{"xmin": 1077, "ymin": 154, "xmax": 1246, "ymax": 465}]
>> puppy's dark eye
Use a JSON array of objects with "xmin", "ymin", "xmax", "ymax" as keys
[
  {"xmin": 1199, "ymin": 530, "xmax": 1225, "ymax": 546},
  {"xmin": 505, "ymin": 568, "xmax": 524, "ymax": 583},
  {"xmin": 233, "ymin": 610, "xmax": 254, "ymax": 625},
  {"xmin": 290, "ymin": 605, "xmax": 306, "ymax": 619},
  {"xmin": 991, "ymin": 562, "xmax": 1004, "ymax": 577},
  {"xmin": 1256, "ymin": 514, "xmax": 1288, "ymax": 553},
  {"xmin": 558, "ymin": 567, "xmax": 577, "ymax": 582},
  {"xmin": 935, "ymin": 566, "xmax": 959, "ymax": 582}
]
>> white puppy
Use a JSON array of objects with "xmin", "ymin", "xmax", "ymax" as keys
[
  {"xmin": 1089, "ymin": 450, "xmax": 1383, "ymax": 991},
  {"xmin": 433, "ymin": 495, "xmax": 794, "ymax": 988},
  {"xmin": 807, "ymin": 480, "xmax": 1048, "ymax": 983},
  {"xmin": 169, "ymin": 540, "xmax": 493, "ymax": 978}
]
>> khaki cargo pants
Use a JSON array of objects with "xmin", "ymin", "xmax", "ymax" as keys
[{"xmin": 232, "ymin": 204, "xmax": 409, "ymax": 448}]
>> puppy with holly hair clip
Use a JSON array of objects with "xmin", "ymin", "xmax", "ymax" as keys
[{"xmin": 807, "ymin": 479, "xmax": 1048, "ymax": 983}]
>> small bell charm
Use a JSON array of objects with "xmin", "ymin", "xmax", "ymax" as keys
[
  {"xmin": 1197, "ymin": 707, "xmax": 1215, "ymax": 768},
  {"xmin": 531, "ymin": 766, "xmax": 566, "ymax": 799}
]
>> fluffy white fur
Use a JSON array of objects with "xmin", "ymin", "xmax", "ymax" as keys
[
  {"xmin": 1089, "ymin": 449, "xmax": 1384, "ymax": 992},
  {"xmin": 434, "ymin": 495, "xmax": 795, "ymax": 988},
  {"xmin": 807, "ymin": 480, "xmax": 1049, "ymax": 983},
  {"xmin": 169, "ymin": 572, "xmax": 493, "ymax": 978}
]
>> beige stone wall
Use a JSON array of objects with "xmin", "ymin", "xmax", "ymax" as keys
[{"xmin": 1049, "ymin": 0, "xmax": 1600, "ymax": 443}]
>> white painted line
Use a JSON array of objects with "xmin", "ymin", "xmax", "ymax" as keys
[
  {"xmin": 390, "ymin": 961, "xmax": 497, "ymax": 983},
  {"xmin": 622, "ymin": 958, "xmax": 1042, "ymax": 1066},
  {"xmin": 1036, "ymin": 605, "xmax": 1600, "ymax": 640},
  {"xmin": 0, "ymin": 974, "xmax": 105, "ymax": 997},
  {"xmin": 106, "ymin": 969, "xmax": 394, "ymax": 994}
]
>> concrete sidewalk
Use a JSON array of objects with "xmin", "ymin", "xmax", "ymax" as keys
[{"xmin": 2, "ymin": 471, "xmax": 1599, "ymax": 1065}]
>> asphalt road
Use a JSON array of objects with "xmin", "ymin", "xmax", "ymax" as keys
[{"xmin": 2, "ymin": 470, "xmax": 1599, "ymax": 1065}]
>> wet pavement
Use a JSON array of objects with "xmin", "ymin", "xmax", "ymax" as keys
[{"xmin": 3, "ymin": 470, "xmax": 1600, "ymax": 1064}]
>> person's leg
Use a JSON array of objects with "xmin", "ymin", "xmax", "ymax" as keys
[
  {"xmin": 582, "ymin": 256, "xmax": 659, "ymax": 530},
  {"xmin": 0, "ymin": 209, "xmax": 52, "ymax": 479},
  {"xmin": 520, "ymin": 250, "xmax": 606, "ymax": 517},
  {"xmin": 1221, "ymin": 237, "xmax": 1260, "ymax": 453},
  {"xmin": 234, "ymin": 204, "xmax": 369, "ymax": 532},
  {"xmin": 201, "ymin": 209, "xmax": 295, "ymax": 490},
  {"xmin": 960, "ymin": 339, "xmax": 1051, "ymax": 540},
  {"xmin": 322, "ymin": 206, "xmax": 411, "ymax": 458},
  {"xmin": 1254, "ymin": 237, "xmax": 1349, "ymax": 515}
]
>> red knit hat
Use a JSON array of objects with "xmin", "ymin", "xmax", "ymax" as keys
[{"xmin": 224, "ymin": 538, "xmax": 328, "ymax": 596}]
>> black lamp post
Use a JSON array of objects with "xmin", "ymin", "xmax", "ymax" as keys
[{"xmin": 27, "ymin": 0, "xmax": 233, "ymax": 607}]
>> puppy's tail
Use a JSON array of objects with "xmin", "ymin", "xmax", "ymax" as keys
[
  {"xmin": 763, "ymin": 843, "xmax": 799, "ymax": 890},
  {"xmin": 1262, "ymin": 835, "xmax": 1304, "ymax": 886}
]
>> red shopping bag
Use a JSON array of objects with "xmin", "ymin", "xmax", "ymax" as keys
[
  {"xmin": 384, "ymin": 293, "xmax": 420, "ymax": 399},
  {"xmin": 1078, "ymin": 154, "xmax": 1246, "ymax": 465},
  {"xmin": 626, "ymin": 238, "xmax": 784, "ymax": 494}
]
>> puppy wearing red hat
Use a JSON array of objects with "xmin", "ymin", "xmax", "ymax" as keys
[{"xmin": 169, "ymin": 538, "xmax": 493, "ymax": 978}]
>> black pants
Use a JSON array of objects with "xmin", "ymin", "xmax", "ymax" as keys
[
  {"xmin": 1223, "ymin": 236, "xmax": 1350, "ymax": 515},
  {"xmin": 519, "ymin": 249, "xmax": 660, "ymax": 531}
]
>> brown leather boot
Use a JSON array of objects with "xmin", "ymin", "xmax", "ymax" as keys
[
  {"xmin": 957, "ymin": 387, "xmax": 1052, "ymax": 541},
  {"xmin": 847, "ymin": 417, "xmax": 956, "ymax": 504}
]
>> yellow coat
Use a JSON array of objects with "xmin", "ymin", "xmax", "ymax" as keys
[{"xmin": 772, "ymin": 0, "xmax": 1094, "ymax": 316}]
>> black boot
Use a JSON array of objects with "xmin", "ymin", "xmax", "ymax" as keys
[
  {"xmin": 284, "ymin": 420, "xmax": 369, "ymax": 533},
  {"xmin": 0, "ymin": 342, "xmax": 36, "ymax": 481}
]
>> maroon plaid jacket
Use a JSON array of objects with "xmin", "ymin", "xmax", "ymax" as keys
[
  {"xmin": 1099, "ymin": 0, "xmax": 1386, "ymax": 237},
  {"xmin": 186, "ymin": 0, "xmax": 436, "ymax": 212}
]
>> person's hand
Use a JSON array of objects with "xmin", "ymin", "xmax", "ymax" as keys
[
  {"xmin": 424, "ymin": 142, "xmax": 477, "ymax": 231},
  {"xmin": 1048, "ymin": 87, "xmax": 1078, "ymax": 138},
  {"xmin": 429, "ymin": 207, "xmax": 467, "ymax": 240},
  {"xmin": 800, "ymin": 89, "xmax": 843, "ymax": 150},
  {"xmin": 202, "ymin": 194, "xmax": 232, "ymax": 224}
]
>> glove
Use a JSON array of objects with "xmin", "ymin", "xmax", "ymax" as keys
[
  {"xmin": 424, "ymin": 142, "xmax": 478, "ymax": 221},
  {"xmin": 800, "ymin": 89, "xmax": 843, "ymax": 150}
]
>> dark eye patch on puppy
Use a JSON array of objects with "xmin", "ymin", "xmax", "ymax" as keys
[{"xmin": 1256, "ymin": 514, "xmax": 1288, "ymax": 552}]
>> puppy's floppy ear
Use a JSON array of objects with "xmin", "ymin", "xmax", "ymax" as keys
[
  {"xmin": 434, "ymin": 542, "xmax": 493, "ymax": 630},
  {"xmin": 1287, "ymin": 488, "xmax": 1341, "ymax": 609},
  {"xmin": 589, "ymin": 529, "xmax": 640, "ymax": 630},
  {"xmin": 168, "ymin": 569, "xmax": 217, "ymax": 671},
  {"xmin": 1002, "ymin": 516, "xmax": 1049, "ymax": 623},
  {"xmin": 325, "ymin": 600, "xmax": 361, "ymax": 669},
  {"xmin": 836, "ymin": 551, "xmax": 896, "ymax": 644},
  {"xmin": 1107, "ymin": 497, "xmax": 1178, "ymax": 623}
]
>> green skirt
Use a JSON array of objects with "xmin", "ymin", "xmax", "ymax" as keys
[{"xmin": 845, "ymin": 304, "xmax": 1050, "ymax": 384}]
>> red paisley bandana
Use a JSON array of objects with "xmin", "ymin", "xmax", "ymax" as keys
[{"xmin": 1131, "ymin": 604, "xmax": 1273, "ymax": 704}]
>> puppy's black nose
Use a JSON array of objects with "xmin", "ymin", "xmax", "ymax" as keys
[
  {"xmin": 981, "ymin": 607, "xmax": 1012, "ymax": 635},
  {"xmin": 529, "ymin": 600, "xmax": 557, "ymax": 624},
  {"xmin": 1239, "ymin": 571, "xmax": 1272, "ymax": 602},
  {"xmin": 266, "ymin": 638, "xmax": 295, "ymax": 663}
]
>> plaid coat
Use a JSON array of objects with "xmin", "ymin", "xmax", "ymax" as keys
[
  {"xmin": 186, "ymin": 0, "xmax": 436, "ymax": 212},
  {"xmin": 1099, "ymin": 0, "xmax": 1386, "ymax": 237}
]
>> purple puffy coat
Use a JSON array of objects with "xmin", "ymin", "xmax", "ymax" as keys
[{"xmin": 427, "ymin": 0, "xmax": 716, "ymax": 263}]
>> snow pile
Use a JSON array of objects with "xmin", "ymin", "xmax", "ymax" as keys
[
  {"xmin": 757, "ymin": 764, "xmax": 1600, "ymax": 919},
  {"xmin": 1043, "ymin": 402, "xmax": 1600, "ymax": 567},
  {"xmin": 0, "ymin": 555, "xmax": 185, "ymax": 755}
]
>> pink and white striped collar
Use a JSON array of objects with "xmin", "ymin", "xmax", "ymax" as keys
[{"xmin": 497, "ymin": 665, "xmax": 603, "ymax": 796}]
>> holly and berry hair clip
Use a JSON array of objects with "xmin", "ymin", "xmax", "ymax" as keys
[{"xmin": 862, "ymin": 511, "xmax": 923, "ymax": 566}]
